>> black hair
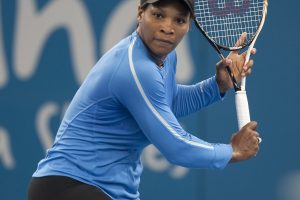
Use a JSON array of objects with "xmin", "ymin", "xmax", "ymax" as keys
[{"xmin": 140, "ymin": 0, "xmax": 191, "ymax": 17}]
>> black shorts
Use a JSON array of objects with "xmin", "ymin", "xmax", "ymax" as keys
[{"xmin": 27, "ymin": 176, "xmax": 112, "ymax": 200}]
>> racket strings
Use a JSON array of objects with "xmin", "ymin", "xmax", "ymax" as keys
[{"xmin": 195, "ymin": 0, "xmax": 264, "ymax": 48}]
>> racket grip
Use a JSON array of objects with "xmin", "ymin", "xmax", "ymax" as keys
[{"xmin": 235, "ymin": 91, "xmax": 251, "ymax": 130}]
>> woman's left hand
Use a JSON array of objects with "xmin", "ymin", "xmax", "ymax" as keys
[{"xmin": 216, "ymin": 32, "xmax": 257, "ymax": 94}]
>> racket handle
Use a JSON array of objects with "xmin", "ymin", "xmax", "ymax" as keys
[{"xmin": 235, "ymin": 90, "xmax": 251, "ymax": 130}]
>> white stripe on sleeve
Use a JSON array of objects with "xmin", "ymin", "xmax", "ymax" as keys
[{"xmin": 128, "ymin": 37, "xmax": 213, "ymax": 150}]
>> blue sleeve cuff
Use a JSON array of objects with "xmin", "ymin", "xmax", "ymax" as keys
[
  {"xmin": 211, "ymin": 75, "xmax": 226, "ymax": 100},
  {"xmin": 211, "ymin": 143, "xmax": 232, "ymax": 169}
]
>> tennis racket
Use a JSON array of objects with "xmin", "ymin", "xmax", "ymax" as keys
[{"xmin": 193, "ymin": 0, "xmax": 268, "ymax": 130}]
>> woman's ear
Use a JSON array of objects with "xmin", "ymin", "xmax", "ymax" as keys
[{"xmin": 137, "ymin": 6, "xmax": 144, "ymax": 22}]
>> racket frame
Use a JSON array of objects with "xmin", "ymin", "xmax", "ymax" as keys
[
  {"xmin": 193, "ymin": 0, "xmax": 268, "ymax": 129},
  {"xmin": 193, "ymin": 0, "xmax": 268, "ymax": 91}
]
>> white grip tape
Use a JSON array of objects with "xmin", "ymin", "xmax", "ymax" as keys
[{"xmin": 235, "ymin": 91, "xmax": 251, "ymax": 130}]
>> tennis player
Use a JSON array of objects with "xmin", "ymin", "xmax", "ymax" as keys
[{"xmin": 28, "ymin": 0, "xmax": 261, "ymax": 199}]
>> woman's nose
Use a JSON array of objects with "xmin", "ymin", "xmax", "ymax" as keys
[{"xmin": 160, "ymin": 19, "xmax": 174, "ymax": 34}]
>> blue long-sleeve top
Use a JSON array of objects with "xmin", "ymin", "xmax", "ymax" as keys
[{"xmin": 33, "ymin": 31, "xmax": 232, "ymax": 200}]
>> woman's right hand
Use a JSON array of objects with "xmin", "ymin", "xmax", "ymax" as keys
[{"xmin": 229, "ymin": 121, "xmax": 261, "ymax": 163}]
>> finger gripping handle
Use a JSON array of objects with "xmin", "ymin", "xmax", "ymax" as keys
[{"xmin": 235, "ymin": 91, "xmax": 250, "ymax": 130}]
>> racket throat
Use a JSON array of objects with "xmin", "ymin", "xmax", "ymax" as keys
[
  {"xmin": 214, "ymin": 47, "xmax": 241, "ymax": 92},
  {"xmin": 226, "ymin": 66, "xmax": 241, "ymax": 91}
]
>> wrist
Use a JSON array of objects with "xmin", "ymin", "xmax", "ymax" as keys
[
  {"xmin": 216, "ymin": 76, "xmax": 228, "ymax": 95},
  {"xmin": 229, "ymin": 151, "xmax": 239, "ymax": 163}
]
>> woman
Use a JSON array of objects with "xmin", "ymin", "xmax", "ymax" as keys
[{"xmin": 28, "ymin": 0, "xmax": 260, "ymax": 199}]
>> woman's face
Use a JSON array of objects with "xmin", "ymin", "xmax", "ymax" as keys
[{"xmin": 137, "ymin": 1, "xmax": 190, "ymax": 61}]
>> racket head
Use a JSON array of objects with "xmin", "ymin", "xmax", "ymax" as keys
[{"xmin": 194, "ymin": 0, "xmax": 268, "ymax": 51}]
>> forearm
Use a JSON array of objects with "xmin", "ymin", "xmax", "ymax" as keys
[
  {"xmin": 163, "ymin": 133, "xmax": 233, "ymax": 169},
  {"xmin": 172, "ymin": 76, "xmax": 225, "ymax": 117},
  {"xmin": 130, "ymin": 100, "xmax": 232, "ymax": 169}
]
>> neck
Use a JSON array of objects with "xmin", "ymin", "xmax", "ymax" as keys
[{"xmin": 150, "ymin": 52, "xmax": 165, "ymax": 68}]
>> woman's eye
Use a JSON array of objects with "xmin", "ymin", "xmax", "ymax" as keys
[
  {"xmin": 176, "ymin": 18, "xmax": 186, "ymax": 24},
  {"xmin": 153, "ymin": 13, "xmax": 163, "ymax": 19}
]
